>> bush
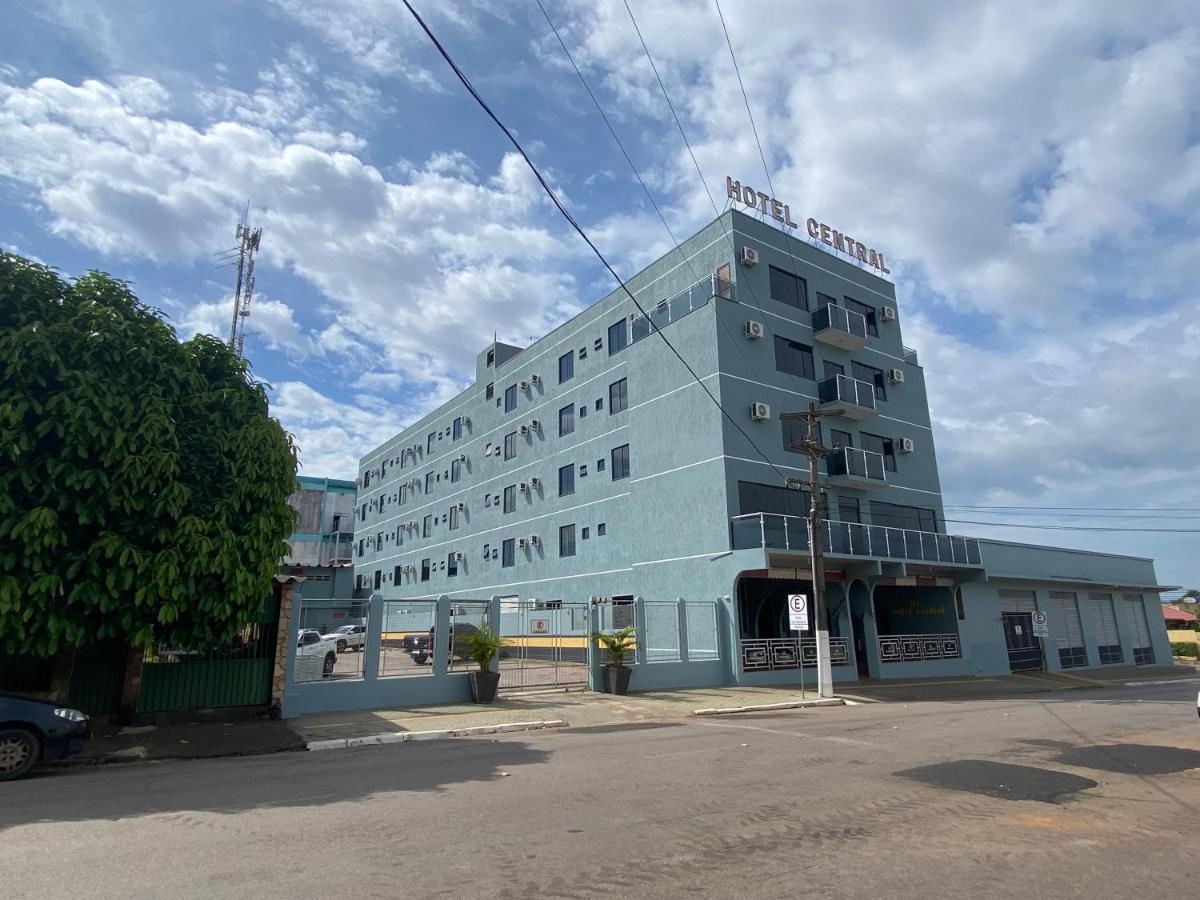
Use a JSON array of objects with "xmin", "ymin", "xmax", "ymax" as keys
[{"xmin": 1171, "ymin": 641, "xmax": 1198, "ymax": 658}]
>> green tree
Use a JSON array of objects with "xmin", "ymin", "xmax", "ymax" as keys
[{"xmin": 0, "ymin": 251, "xmax": 297, "ymax": 656}]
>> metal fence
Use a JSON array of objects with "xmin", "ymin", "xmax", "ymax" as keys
[
  {"xmin": 878, "ymin": 633, "xmax": 960, "ymax": 663},
  {"xmin": 294, "ymin": 598, "xmax": 368, "ymax": 682},
  {"xmin": 740, "ymin": 637, "xmax": 850, "ymax": 672}
]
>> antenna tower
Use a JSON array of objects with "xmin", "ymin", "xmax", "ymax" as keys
[{"xmin": 227, "ymin": 212, "xmax": 262, "ymax": 358}]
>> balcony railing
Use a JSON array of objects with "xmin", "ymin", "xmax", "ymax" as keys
[
  {"xmin": 812, "ymin": 304, "xmax": 868, "ymax": 349},
  {"xmin": 878, "ymin": 633, "xmax": 961, "ymax": 663},
  {"xmin": 740, "ymin": 637, "xmax": 851, "ymax": 672},
  {"xmin": 817, "ymin": 374, "xmax": 876, "ymax": 419},
  {"xmin": 730, "ymin": 513, "xmax": 983, "ymax": 566},
  {"xmin": 826, "ymin": 446, "xmax": 886, "ymax": 486},
  {"xmin": 629, "ymin": 273, "xmax": 734, "ymax": 346},
  {"xmin": 902, "ymin": 346, "xmax": 919, "ymax": 365}
]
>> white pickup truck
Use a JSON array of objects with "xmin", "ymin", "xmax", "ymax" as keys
[
  {"xmin": 296, "ymin": 629, "xmax": 339, "ymax": 680},
  {"xmin": 321, "ymin": 624, "xmax": 366, "ymax": 653}
]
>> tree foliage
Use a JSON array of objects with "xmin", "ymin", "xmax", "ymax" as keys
[{"xmin": 0, "ymin": 251, "xmax": 297, "ymax": 655}]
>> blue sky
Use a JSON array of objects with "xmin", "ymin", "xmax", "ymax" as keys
[{"xmin": 2, "ymin": 0, "xmax": 1198, "ymax": 595}]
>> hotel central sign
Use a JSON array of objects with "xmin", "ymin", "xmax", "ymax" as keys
[{"xmin": 725, "ymin": 176, "xmax": 891, "ymax": 275}]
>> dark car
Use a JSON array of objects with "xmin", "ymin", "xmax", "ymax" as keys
[
  {"xmin": 0, "ymin": 693, "xmax": 91, "ymax": 781},
  {"xmin": 409, "ymin": 622, "xmax": 481, "ymax": 665}
]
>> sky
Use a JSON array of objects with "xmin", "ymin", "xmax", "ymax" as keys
[{"xmin": 1, "ymin": 0, "xmax": 1197, "ymax": 595}]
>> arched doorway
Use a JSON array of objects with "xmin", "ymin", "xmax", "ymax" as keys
[{"xmin": 848, "ymin": 579, "xmax": 874, "ymax": 678}]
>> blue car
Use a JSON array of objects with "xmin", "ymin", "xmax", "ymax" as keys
[{"xmin": 0, "ymin": 693, "xmax": 91, "ymax": 781}]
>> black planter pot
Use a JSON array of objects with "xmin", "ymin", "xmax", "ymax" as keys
[
  {"xmin": 470, "ymin": 670, "xmax": 501, "ymax": 703},
  {"xmin": 604, "ymin": 665, "xmax": 632, "ymax": 695}
]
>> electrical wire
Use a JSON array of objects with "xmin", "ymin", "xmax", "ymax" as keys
[
  {"xmin": 399, "ymin": 0, "xmax": 792, "ymax": 485},
  {"xmin": 942, "ymin": 511, "xmax": 1200, "ymax": 520},
  {"xmin": 943, "ymin": 519, "xmax": 1200, "ymax": 534},
  {"xmin": 945, "ymin": 505, "xmax": 1200, "ymax": 512}
]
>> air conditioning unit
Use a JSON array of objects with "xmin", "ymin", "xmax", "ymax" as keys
[
  {"xmin": 453, "ymin": 552, "xmax": 464, "ymax": 562},
  {"xmin": 740, "ymin": 246, "xmax": 759, "ymax": 267},
  {"xmin": 456, "ymin": 501, "xmax": 465, "ymax": 511},
  {"xmin": 881, "ymin": 305, "xmax": 897, "ymax": 322},
  {"xmin": 458, "ymin": 453, "xmax": 466, "ymax": 462},
  {"xmin": 517, "ymin": 537, "xmax": 528, "ymax": 549},
  {"xmin": 519, "ymin": 425, "xmax": 529, "ymax": 436},
  {"xmin": 898, "ymin": 437, "xmax": 915, "ymax": 453},
  {"xmin": 888, "ymin": 368, "xmax": 905, "ymax": 384},
  {"xmin": 409, "ymin": 520, "xmax": 418, "ymax": 529},
  {"xmin": 529, "ymin": 418, "xmax": 540, "ymax": 431},
  {"xmin": 531, "ymin": 374, "xmax": 541, "ymax": 386},
  {"xmin": 529, "ymin": 476, "xmax": 540, "ymax": 489},
  {"xmin": 519, "ymin": 380, "xmax": 530, "ymax": 391},
  {"xmin": 745, "ymin": 320, "xmax": 765, "ymax": 340},
  {"xmin": 519, "ymin": 482, "xmax": 530, "ymax": 494},
  {"xmin": 528, "ymin": 534, "xmax": 540, "ymax": 546},
  {"xmin": 462, "ymin": 415, "xmax": 471, "ymax": 426},
  {"xmin": 750, "ymin": 401, "xmax": 771, "ymax": 421}
]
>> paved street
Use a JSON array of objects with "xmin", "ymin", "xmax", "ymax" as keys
[{"xmin": 2, "ymin": 680, "xmax": 1199, "ymax": 899}]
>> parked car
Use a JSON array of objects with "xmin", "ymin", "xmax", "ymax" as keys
[
  {"xmin": 401, "ymin": 632, "xmax": 431, "ymax": 654},
  {"xmin": 322, "ymin": 624, "xmax": 366, "ymax": 653},
  {"xmin": 297, "ymin": 630, "xmax": 339, "ymax": 678},
  {"xmin": 410, "ymin": 622, "xmax": 481, "ymax": 665},
  {"xmin": 0, "ymin": 693, "xmax": 91, "ymax": 781}
]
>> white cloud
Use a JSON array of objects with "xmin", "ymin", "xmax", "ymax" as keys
[
  {"xmin": 270, "ymin": 381, "xmax": 404, "ymax": 478},
  {"xmin": 179, "ymin": 295, "xmax": 322, "ymax": 359}
]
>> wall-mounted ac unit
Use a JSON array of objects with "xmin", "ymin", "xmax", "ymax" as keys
[
  {"xmin": 462, "ymin": 415, "xmax": 471, "ymax": 426},
  {"xmin": 529, "ymin": 418, "xmax": 540, "ymax": 431},
  {"xmin": 519, "ymin": 425, "xmax": 529, "ymax": 436},
  {"xmin": 456, "ymin": 501, "xmax": 465, "ymax": 511},
  {"xmin": 888, "ymin": 368, "xmax": 905, "ymax": 384},
  {"xmin": 740, "ymin": 246, "xmax": 759, "ymax": 267},
  {"xmin": 529, "ymin": 476, "xmax": 540, "ymax": 489},
  {"xmin": 519, "ymin": 482, "xmax": 530, "ymax": 493},
  {"xmin": 898, "ymin": 437, "xmax": 915, "ymax": 453},
  {"xmin": 531, "ymin": 374, "xmax": 541, "ymax": 386},
  {"xmin": 745, "ymin": 320, "xmax": 764, "ymax": 340},
  {"xmin": 453, "ymin": 551, "xmax": 464, "ymax": 561},
  {"xmin": 528, "ymin": 534, "xmax": 540, "ymax": 546},
  {"xmin": 881, "ymin": 306, "xmax": 897, "ymax": 322},
  {"xmin": 517, "ymin": 537, "xmax": 528, "ymax": 549},
  {"xmin": 519, "ymin": 380, "xmax": 530, "ymax": 392},
  {"xmin": 458, "ymin": 453, "xmax": 466, "ymax": 462},
  {"xmin": 750, "ymin": 401, "xmax": 771, "ymax": 421}
]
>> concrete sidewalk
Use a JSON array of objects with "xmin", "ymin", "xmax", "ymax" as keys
[
  {"xmin": 52, "ymin": 717, "xmax": 306, "ymax": 768},
  {"xmin": 288, "ymin": 685, "xmax": 838, "ymax": 746}
]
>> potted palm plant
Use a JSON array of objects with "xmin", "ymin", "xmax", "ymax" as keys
[
  {"xmin": 594, "ymin": 626, "xmax": 637, "ymax": 695},
  {"xmin": 460, "ymin": 623, "xmax": 507, "ymax": 703}
]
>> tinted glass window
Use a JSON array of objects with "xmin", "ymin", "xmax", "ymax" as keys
[
  {"xmin": 737, "ymin": 480, "xmax": 810, "ymax": 517},
  {"xmin": 452, "ymin": 417, "xmax": 462, "ymax": 440},
  {"xmin": 774, "ymin": 335, "xmax": 815, "ymax": 380},
  {"xmin": 447, "ymin": 553, "xmax": 458, "ymax": 577},
  {"xmin": 504, "ymin": 431, "xmax": 516, "ymax": 460},
  {"xmin": 860, "ymin": 432, "xmax": 896, "ymax": 471},
  {"xmin": 503, "ymin": 485, "xmax": 516, "ymax": 513},
  {"xmin": 504, "ymin": 384, "xmax": 517, "ymax": 412},
  {"xmin": 609, "ymin": 378, "xmax": 628, "ymax": 414},
  {"xmin": 768, "ymin": 265, "xmax": 808, "ymax": 310},
  {"xmin": 559, "ymin": 524, "xmax": 576, "ymax": 557},
  {"xmin": 608, "ymin": 319, "xmax": 628, "ymax": 354},
  {"xmin": 559, "ymin": 404, "xmax": 574, "ymax": 436},
  {"xmin": 830, "ymin": 429, "xmax": 853, "ymax": 449},
  {"xmin": 420, "ymin": 559, "xmax": 430, "ymax": 581},
  {"xmin": 844, "ymin": 296, "xmax": 878, "ymax": 336},
  {"xmin": 851, "ymin": 361, "xmax": 886, "ymax": 401},
  {"xmin": 870, "ymin": 501, "xmax": 936, "ymax": 531},
  {"xmin": 451, "ymin": 459, "xmax": 461, "ymax": 482},
  {"xmin": 559, "ymin": 351, "xmax": 574, "ymax": 383},
  {"xmin": 781, "ymin": 417, "xmax": 806, "ymax": 454},
  {"xmin": 611, "ymin": 444, "xmax": 631, "ymax": 480},
  {"xmin": 423, "ymin": 515, "xmax": 432, "ymax": 538},
  {"xmin": 838, "ymin": 496, "xmax": 861, "ymax": 523},
  {"xmin": 502, "ymin": 538, "xmax": 515, "ymax": 567},
  {"xmin": 559, "ymin": 463, "xmax": 574, "ymax": 497}
]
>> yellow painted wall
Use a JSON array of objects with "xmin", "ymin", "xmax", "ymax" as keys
[{"xmin": 1167, "ymin": 628, "xmax": 1198, "ymax": 645}]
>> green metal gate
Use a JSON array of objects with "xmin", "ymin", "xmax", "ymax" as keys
[{"xmin": 136, "ymin": 622, "xmax": 278, "ymax": 713}]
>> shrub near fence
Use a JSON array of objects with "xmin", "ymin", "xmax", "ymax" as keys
[{"xmin": 1171, "ymin": 641, "xmax": 1198, "ymax": 658}]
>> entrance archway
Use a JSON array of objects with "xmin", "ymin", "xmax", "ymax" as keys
[{"xmin": 848, "ymin": 579, "xmax": 875, "ymax": 678}]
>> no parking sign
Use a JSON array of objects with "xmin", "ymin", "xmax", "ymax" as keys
[
  {"xmin": 788, "ymin": 594, "xmax": 810, "ymax": 632},
  {"xmin": 1031, "ymin": 610, "xmax": 1049, "ymax": 638}
]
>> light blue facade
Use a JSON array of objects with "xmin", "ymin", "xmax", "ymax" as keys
[{"xmin": 285, "ymin": 209, "xmax": 1173, "ymax": 714}]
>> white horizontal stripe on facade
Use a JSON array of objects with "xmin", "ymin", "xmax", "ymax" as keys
[
  {"xmin": 718, "ymin": 373, "xmax": 934, "ymax": 432},
  {"xmin": 737, "ymin": 303, "xmax": 913, "ymax": 368},
  {"xmin": 630, "ymin": 454, "xmax": 725, "ymax": 483},
  {"xmin": 390, "ymin": 565, "xmax": 637, "ymax": 600},
  {"xmin": 632, "ymin": 549, "xmax": 735, "ymax": 567},
  {"xmin": 369, "ymin": 492, "xmax": 630, "ymax": 568}
]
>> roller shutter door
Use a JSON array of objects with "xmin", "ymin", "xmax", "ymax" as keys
[
  {"xmin": 1087, "ymin": 593, "xmax": 1123, "ymax": 665},
  {"xmin": 1122, "ymin": 594, "xmax": 1154, "ymax": 665},
  {"xmin": 1049, "ymin": 591, "xmax": 1087, "ymax": 668}
]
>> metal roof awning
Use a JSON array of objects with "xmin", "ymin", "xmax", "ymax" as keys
[{"xmin": 985, "ymin": 573, "xmax": 1181, "ymax": 593}]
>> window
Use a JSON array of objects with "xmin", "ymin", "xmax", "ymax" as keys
[
  {"xmin": 559, "ymin": 463, "xmax": 574, "ymax": 497},
  {"xmin": 716, "ymin": 262, "xmax": 733, "ymax": 298},
  {"xmin": 582, "ymin": 527, "xmax": 590, "ymax": 540},
  {"xmin": 768, "ymin": 265, "xmax": 808, "ymax": 310},
  {"xmin": 738, "ymin": 480, "xmax": 810, "ymax": 517},
  {"xmin": 486, "ymin": 348, "xmax": 495, "ymax": 366},
  {"xmin": 393, "ymin": 565, "xmax": 403, "ymax": 582},
  {"xmin": 597, "ymin": 523, "xmax": 606, "ymax": 536},
  {"xmin": 360, "ymin": 502, "xmax": 367, "ymax": 520},
  {"xmin": 870, "ymin": 501, "xmax": 937, "ymax": 532},
  {"xmin": 597, "ymin": 457, "xmax": 605, "ymax": 472},
  {"xmin": 579, "ymin": 463, "xmax": 588, "ymax": 477},
  {"xmin": 823, "ymin": 360, "xmax": 845, "ymax": 380},
  {"xmin": 399, "ymin": 485, "xmax": 407, "ymax": 505},
  {"xmin": 845, "ymin": 296, "xmax": 878, "ymax": 337},
  {"xmin": 502, "ymin": 538, "xmax": 515, "ymax": 568},
  {"xmin": 503, "ymin": 484, "xmax": 516, "ymax": 513},
  {"xmin": 782, "ymin": 417, "xmax": 806, "ymax": 454},
  {"xmin": 838, "ymin": 496, "xmax": 861, "ymax": 523},
  {"xmin": 830, "ymin": 429, "xmax": 853, "ymax": 450},
  {"xmin": 485, "ymin": 382, "xmax": 494, "ymax": 400},
  {"xmin": 420, "ymin": 558, "xmax": 430, "ymax": 581},
  {"xmin": 852, "ymin": 361, "xmax": 887, "ymax": 401},
  {"xmin": 452, "ymin": 417, "xmax": 462, "ymax": 441},
  {"xmin": 774, "ymin": 335, "xmax": 816, "ymax": 380},
  {"xmin": 579, "ymin": 405, "xmax": 587, "ymax": 418},
  {"xmin": 609, "ymin": 378, "xmax": 629, "ymax": 414},
  {"xmin": 425, "ymin": 472, "xmax": 434, "ymax": 493},
  {"xmin": 608, "ymin": 318, "xmax": 628, "ymax": 354},
  {"xmin": 427, "ymin": 432, "xmax": 436, "ymax": 453},
  {"xmin": 449, "ymin": 506, "xmax": 460, "ymax": 530},
  {"xmin": 422, "ymin": 514, "xmax": 432, "ymax": 538},
  {"xmin": 447, "ymin": 553, "xmax": 458, "ymax": 577},
  {"xmin": 559, "ymin": 524, "xmax": 576, "ymax": 557},
  {"xmin": 374, "ymin": 570, "xmax": 382, "ymax": 590},
  {"xmin": 504, "ymin": 384, "xmax": 517, "ymax": 412},
  {"xmin": 595, "ymin": 398, "xmax": 603, "ymax": 411},
  {"xmin": 358, "ymin": 538, "xmax": 365, "ymax": 556},
  {"xmin": 400, "ymin": 453, "xmax": 406, "ymax": 470},
  {"xmin": 816, "ymin": 292, "xmax": 837, "ymax": 309},
  {"xmin": 559, "ymin": 404, "xmax": 574, "ymax": 437},
  {"xmin": 558, "ymin": 351, "xmax": 574, "ymax": 383},
  {"xmin": 611, "ymin": 444, "xmax": 631, "ymax": 480},
  {"xmin": 860, "ymin": 432, "xmax": 896, "ymax": 472},
  {"xmin": 504, "ymin": 431, "xmax": 517, "ymax": 460},
  {"xmin": 450, "ymin": 459, "xmax": 462, "ymax": 483}
]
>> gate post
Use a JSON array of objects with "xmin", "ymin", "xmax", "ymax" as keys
[
  {"xmin": 588, "ymin": 597, "xmax": 601, "ymax": 691},
  {"xmin": 433, "ymin": 595, "xmax": 451, "ymax": 676},
  {"xmin": 271, "ymin": 575, "xmax": 305, "ymax": 714},
  {"xmin": 362, "ymin": 592, "xmax": 383, "ymax": 685},
  {"xmin": 676, "ymin": 597, "xmax": 690, "ymax": 663},
  {"xmin": 488, "ymin": 595, "xmax": 502, "ymax": 671},
  {"xmin": 634, "ymin": 596, "xmax": 648, "ymax": 666}
]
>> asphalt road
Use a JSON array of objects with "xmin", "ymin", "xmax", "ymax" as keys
[{"xmin": 2, "ymin": 680, "xmax": 1199, "ymax": 899}]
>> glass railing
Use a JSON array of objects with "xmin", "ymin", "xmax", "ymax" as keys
[
  {"xmin": 817, "ymin": 374, "xmax": 876, "ymax": 411},
  {"xmin": 827, "ymin": 446, "xmax": 885, "ymax": 481},
  {"xmin": 628, "ymin": 273, "xmax": 735, "ymax": 346},
  {"xmin": 902, "ymin": 346, "xmax": 920, "ymax": 365},
  {"xmin": 812, "ymin": 304, "xmax": 868, "ymax": 341},
  {"xmin": 730, "ymin": 513, "xmax": 982, "ymax": 566}
]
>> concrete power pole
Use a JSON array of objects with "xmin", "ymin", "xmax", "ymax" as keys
[{"xmin": 781, "ymin": 402, "xmax": 844, "ymax": 699}]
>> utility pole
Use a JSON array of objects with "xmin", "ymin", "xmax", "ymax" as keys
[
  {"xmin": 227, "ymin": 212, "xmax": 262, "ymax": 359},
  {"xmin": 781, "ymin": 402, "xmax": 844, "ymax": 699}
]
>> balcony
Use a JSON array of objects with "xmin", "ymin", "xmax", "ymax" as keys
[
  {"xmin": 629, "ymin": 273, "xmax": 735, "ymax": 346},
  {"xmin": 811, "ymin": 304, "xmax": 868, "ymax": 350},
  {"xmin": 817, "ymin": 374, "xmax": 877, "ymax": 420},
  {"xmin": 730, "ymin": 513, "xmax": 983, "ymax": 567},
  {"xmin": 826, "ymin": 446, "xmax": 886, "ymax": 490}
]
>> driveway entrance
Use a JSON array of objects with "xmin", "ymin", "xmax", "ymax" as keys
[{"xmin": 498, "ymin": 601, "xmax": 590, "ymax": 693}]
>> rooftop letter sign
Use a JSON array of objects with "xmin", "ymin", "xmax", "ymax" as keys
[{"xmin": 725, "ymin": 176, "xmax": 891, "ymax": 275}]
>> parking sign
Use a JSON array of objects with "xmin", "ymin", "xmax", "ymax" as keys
[
  {"xmin": 1031, "ymin": 610, "xmax": 1049, "ymax": 638},
  {"xmin": 788, "ymin": 594, "xmax": 809, "ymax": 632}
]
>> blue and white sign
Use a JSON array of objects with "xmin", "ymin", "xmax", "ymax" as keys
[{"xmin": 788, "ymin": 594, "xmax": 810, "ymax": 632}]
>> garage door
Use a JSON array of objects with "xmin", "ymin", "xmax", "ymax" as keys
[
  {"xmin": 1122, "ymin": 594, "xmax": 1154, "ymax": 665},
  {"xmin": 1087, "ymin": 592, "xmax": 1123, "ymax": 665},
  {"xmin": 1049, "ymin": 591, "xmax": 1087, "ymax": 668}
]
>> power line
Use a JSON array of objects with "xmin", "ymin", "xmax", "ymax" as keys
[
  {"xmin": 944, "ymin": 511, "xmax": 1200, "ymax": 520},
  {"xmin": 943, "ymin": 519, "xmax": 1200, "ymax": 534},
  {"xmin": 945, "ymin": 504, "xmax": 1200, "ymax": 512},
  {"xmin": 400, "ymin": 0, "xmax": 791, "ymax": 485}
]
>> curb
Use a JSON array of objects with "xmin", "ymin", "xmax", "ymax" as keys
[
  {"xmin": 306, "ymin": 719, "xmax": 569, "ymax": 751},
  {"xmin": 692, "ymin": 698, "xmax": 845, "ymax": 716}
]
